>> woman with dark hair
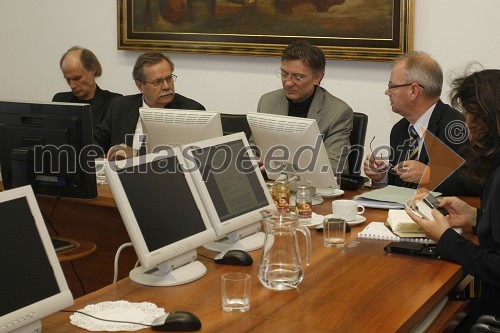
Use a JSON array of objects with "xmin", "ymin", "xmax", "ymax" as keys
[{"xmin": 407, "ymin": 68, "xmax": 500, "ymax": 331}]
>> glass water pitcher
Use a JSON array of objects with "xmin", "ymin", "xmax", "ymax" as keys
[{"xmin": 257, "ymin": 210, "xmax": 311, "ymax": 291}]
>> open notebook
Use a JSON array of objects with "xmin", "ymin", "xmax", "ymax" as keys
[{"xmin": 357, "ymin": 222, "xmax": 435, "ymax": 244}]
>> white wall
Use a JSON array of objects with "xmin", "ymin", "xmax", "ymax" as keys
[{"xmin": 1, "ymin": 0, "xmax": 500, "ymax": 150}]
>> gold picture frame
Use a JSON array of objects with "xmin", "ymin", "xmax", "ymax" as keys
[{"xmin": 118, "ymin": 0, "xmax": 414, "ymax": 61}]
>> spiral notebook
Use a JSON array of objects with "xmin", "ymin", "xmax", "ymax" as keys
[{"xmin": 357, "ymin": 222, "xmax": 435, "ymax": 244}]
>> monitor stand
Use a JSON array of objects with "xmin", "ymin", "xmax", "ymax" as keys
[
  {"xmin": 10, "ymin": 319, "xmax": 41, "ymax": 333},
  {"xmin": 203, "ymin": 231, "xmax": 265, "ymax": 253},
  {"xmin": 129, "ymin": 250, "xmax": 207, "ymax": 287},
  {"xmin": 311, "ymin": 193, "xmax": 324, "ymax": 205}
]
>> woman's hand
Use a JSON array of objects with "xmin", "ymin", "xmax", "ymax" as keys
[
  {"xmin": 405, "ymin": 208, "xmax": 451, "ymax": 242},
  {"xmin": 439, "ymin": 197, "xmax": 477, "ymax": 228}
]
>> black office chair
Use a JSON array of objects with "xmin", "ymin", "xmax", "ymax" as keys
[
  {"xmin": 220, "ymin": 113, "xmax": 252, "ymax": 140},
  {"xmin": 470, "ymin": 315, "xmax": 500, "ymax": 332},
  {"xmin": 347, "ymin": 112, "xmax": 368, "ymax": 175}
]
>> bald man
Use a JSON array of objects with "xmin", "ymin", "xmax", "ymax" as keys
[{"xmin": 52, "ymin": 46, "xmax": 122, "ymax": 128}]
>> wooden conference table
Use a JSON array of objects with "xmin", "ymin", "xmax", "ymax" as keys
[{"xmin": 41, "ymin": 185, "xmax": 479, "ymax": 332}]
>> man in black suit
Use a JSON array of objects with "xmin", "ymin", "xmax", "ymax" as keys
[
  {"xmin": 93, "ymin": 52, "xmax": 205, "ymax": 157},
  {"xmin": 53, "ymin": 46, "xmax": 122, "ymax": 128},
  {"xmin": 364, "ymin": 51, "xmax": 480, "ymax": 196}
]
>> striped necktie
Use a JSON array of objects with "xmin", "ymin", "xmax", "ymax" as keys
[
  {"xmin": 407, "ymin": 125, "xmax": 419, "ymax": 160},
  {"xmin": 401, "ymin": 125, "xmax": 419, "ymax": 188}
]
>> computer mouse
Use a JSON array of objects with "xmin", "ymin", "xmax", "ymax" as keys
[
  {"xmin": 151, "ymin": 311, "xmax": 201, "ymax": 331},
  {"xmin": 214, "ymin": 249, "xmax": 253, "ymax": 266}
]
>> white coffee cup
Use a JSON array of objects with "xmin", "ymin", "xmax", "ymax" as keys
[{"xmin": 332, "ymin": 199, "xmax": 365, "ymax": 222}]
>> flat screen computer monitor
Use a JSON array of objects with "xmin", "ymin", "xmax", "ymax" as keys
[
  {"xmin": 104, "ymin": 151, "xmax": 217, "ymax": 287},
  {"xmin": 139, "ymin": 108, "xmax": 223, "ymax": 152},
  {"xmin": 0, "ymin": 186, "xmax": 73, "ymax": 333},
  {"xmin": 182, "ymin": 132, "xmax": 276, "ymax": 252},
  {"xmin": 247, "ymin": 113, "xmax": 338, "ymax": 192},
  {"xmin": 0, "ymin": 100, "xmax": 97, "ymax": 199}
]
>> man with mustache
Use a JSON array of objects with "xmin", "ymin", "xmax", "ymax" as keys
[{"xmin": 93, "ymin": 51, "xmax": 205, "ymax": 157}]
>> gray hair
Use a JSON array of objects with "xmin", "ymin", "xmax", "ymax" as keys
[{"xmin": 395, "ymin": 51, "xmax": 443, "ymax": 99}]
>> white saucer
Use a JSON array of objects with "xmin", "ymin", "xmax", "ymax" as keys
[
  {"xmin": 347, "ymin": 215, "xmax": 366, "ymax": 226},
  {"xmin": 316, "ymin": 188, "xmax": 344, "ymax": 198},
  {"xmin": 299, "ymin": 212, "xmax": 325, "ymax": 229}
]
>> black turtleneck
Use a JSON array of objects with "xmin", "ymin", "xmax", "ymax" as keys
[{"xmin": 287, "ymin": 86, "xmax": 317, "ymax": 118}]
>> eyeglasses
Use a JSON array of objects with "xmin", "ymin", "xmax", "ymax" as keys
[
  {"xmin": 275, "ymin": 69, "xmax": 306, "ymax": 83},
  {"xmin": 387, "ymin": 82, "xmax": 425, "ymax": 90},
  {"xmin": 143, "ymin": 74, "xmax": 177, "ymax": 87},
  {"xmin": 369, "ymin": 136, "xmax": 396, "ymax": 175}
]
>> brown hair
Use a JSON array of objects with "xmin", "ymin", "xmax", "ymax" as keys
[
  {"xmin": 281, "ymin": 40, "xmax": 325, "ymax": 76},
  {"xmin": 132, "ymin": 52, "xmax": 175, "ymax": 82},
  {"xmin": 450, "ymin": 66, "xmax": 500, "ymax": 183},
  {"xmin": 60, "ymin": 46, "xmax": 102, "ymax": 77}
]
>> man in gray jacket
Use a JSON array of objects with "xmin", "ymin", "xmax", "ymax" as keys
[{"xmin": 257, "ymin": 40, "xmax": 353, "ymax": 173}]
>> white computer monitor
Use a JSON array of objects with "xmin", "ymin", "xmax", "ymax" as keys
[
  {"xmin": 182, "ymin": 132, "xmax": 277, "ymax": 252},
  {"xmin": 139, "ymin": 108, "xmax": 223, "ymax": 152},
  {"xmin": 0, "ymin": 186, "xmax": 73, "ymax": 333},
  {"xmin": 247, "ymin": 113, "xmax": 338, "ymax": 196},
  {"xmin": 104, "ymin": 151, "xmax": 217, "ymax": 287}
]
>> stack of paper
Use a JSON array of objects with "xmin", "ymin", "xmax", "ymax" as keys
[
  {"xmin": 386, "ymin": 209, "xmax": 425, "ymax": 238},
  {"xmin": 353, "ymin": 185, "xmax": 441, "ymax": 210}
]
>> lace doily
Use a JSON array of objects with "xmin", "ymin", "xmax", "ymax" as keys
[{"xmin": 70, "ymin": 300, "xmax": 165, "ymax": 331}]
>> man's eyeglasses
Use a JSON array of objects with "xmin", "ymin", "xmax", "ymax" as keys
[
  {"xmin": 143, "ymin": 74, "xmax": 177, "ymax": 87},
  {"xmin": 369, "ymin": 136, "xmax": 396, "ymax": 174},
  {"xmin": 387, "ymin": 82, "xmax": 425, "ymax": 90},
  {"xmin": 275, "ymin": 69, "xmax": 306, "ymax": 83}
]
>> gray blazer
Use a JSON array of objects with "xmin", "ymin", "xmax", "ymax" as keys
[{"xmin": 256, "ymin": 86, "xmax": 353, "ymax": 172}]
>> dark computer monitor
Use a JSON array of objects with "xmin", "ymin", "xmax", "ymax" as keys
[
  {"xmin": 104, "ymin": 151, "xmax": 217, "ymax": 287},
  {"xmin": 0, "ymin": 100, "xmax": 97, "ymax": 199},
  {"xmin": 0, "ymin": 186, "xmax": 73, "ymax": 333}
]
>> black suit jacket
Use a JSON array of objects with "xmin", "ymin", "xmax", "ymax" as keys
[
  {"xmin": 388, "ymin": 100, "xmax": 480, "ymax": 196},
  {"xmin": 93, "ymin": 93, "xmax": 205, "ymax": 153},
  {"xmin": 52, "ymin": 85, "xmax": 122, "ymax": 129}
]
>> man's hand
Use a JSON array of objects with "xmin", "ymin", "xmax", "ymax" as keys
[
  {"xmin": 106, "ymin": 144, "xmax": 138, "ymax": 161},
  {"xmin": 363, "ymin": 154, "xmax": 388, "ymax": 182},
  {"xmin": 394, "ymin": 160, "xmax": 429, "ymax": 185}
]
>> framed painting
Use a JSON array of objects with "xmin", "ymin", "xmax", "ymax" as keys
[{"xmin": 118, "ymin": 0, "xmax": 414, "ymax": 61}]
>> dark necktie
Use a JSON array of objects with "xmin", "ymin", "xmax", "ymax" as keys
[
  {"xmin": 402, "ymin": 125, "xmax": 419, "ymax": 188},
  {"xmin": 407, "ymin": 125, "xmax": 419, "ymax": 160}
]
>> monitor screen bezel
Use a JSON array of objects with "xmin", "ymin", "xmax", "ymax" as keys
[
  {"xmin": 0, "ymin": 186, "xmax": 73, "ymax": 333},
  {"xmin": 181, "ymin": 132, "xmax": 276, "ymax": 237},
  {"xmin": 104, "ymin": 150, "xmax": 217, "ymax": 271},
  {"xmin": 246, "ymin": 113, "xmax": 337, "ymax": 190}
]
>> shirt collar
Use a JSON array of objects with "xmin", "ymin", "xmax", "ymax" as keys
[{"xmin": 410, "ymin": 102, "xmax": 436, "ymax": 138}]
